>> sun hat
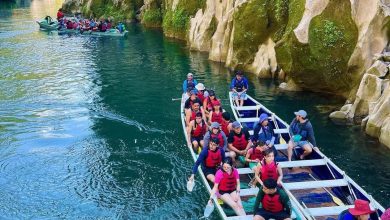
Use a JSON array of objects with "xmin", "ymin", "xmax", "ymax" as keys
[
  {"xmin": 349, "ymin": 199, "xmax": 374, "ymax": 216},
  {"xmin": 210, "ymin": 122, "xmax": 220, "ymax": 129},
  {"xmin": 195, "ymin": 83, "xmax": 205, "ymax": 91},
  {"xmin": 187, "ymin": 73, "xmax": 193, "ymax": 77},
  {"xmin": 294, "ymin": 110, "xmax": 307, "ymax": 118},
  {"xmin": 232, "ymin": 121, "xmax": 241, "ymax": 129},
  {"xmin": 259, "ymin": 113, "xmax": 268, "ymax": 123}
]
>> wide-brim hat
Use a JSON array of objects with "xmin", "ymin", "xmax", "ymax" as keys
[
  {"xmin": 349, "ymin": 199, "xmax": 374, "ymax": 216},
  {"xmin": 195, "ymin": 83, "xmax": 205, "ymax": 91}
]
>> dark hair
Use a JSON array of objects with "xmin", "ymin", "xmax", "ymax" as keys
[
  {"xmin": 256, "ymin": 140, "xmax": 266, "ymax": 147},
  {"xmin": 223, "ymin": 158, "xmax": 233, "ymax": 167},
  {"xmin": 263, "ymin": 178, "xmax": 277, "ymax": 189},
  {"xmin": 222, "ymin": 112, "xmax": 230, "ymax": 121},
  {"xmin": 195, "ymin": 112, "xmax": 202, "ymax": 118},
  {"xmin": 210, "ymin": 137, "xmax": 220, "ymax": 145},
  {"xmin": 264, "ymin": 148, "xmax": 274, "ymax": 156},
  {"xmin": 235, "ymin": 70, "xmax": 243, "ymax": 75}
]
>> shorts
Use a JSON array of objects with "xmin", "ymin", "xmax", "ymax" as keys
[
  {"xmin": 255, "ymin": 208, "xmax": 290, "ymax": 220},
  {"xmin": 294, "ymin": 140, "xmax": 313, "ymax": 148},
  {"xmin": 231, "ymin": 91, "xmax": 247, "ymax": 100},
  {"xmin": 191, "ymin": 136, "xmax": 203, "ymax": 143},
  {"xmin": 219, "ymin": 189, "xmax": 235, "ymax": 195},
  {"xmin": 203, "ymin": 167, "xmax": 217, "ymax": 176}
]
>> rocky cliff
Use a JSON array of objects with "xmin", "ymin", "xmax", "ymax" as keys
[{"xmin": 62, "ymin": 0, "xmax": 390, "ymax": 147}]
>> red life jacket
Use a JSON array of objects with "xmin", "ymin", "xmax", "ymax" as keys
[
  {"xmin": 260, "ymin": 160, "xmax": 278, "ymax": 181},
  {"xmin": 211, "ymin": 111, "xmax": 223, "ymax": 124},
  {"xmin": 190, "ymin": 110, "xmax": 200, "ymax": 121},
  {"xmin": 197, "ymin": 92, "xmax": 205, "ymax": 103},
  {"xmin": 221, "ymin": 120, "xmax": 229, "ymax": 137},
  {"xmin": 210, "ymin": 132, "xmax": 224, "ymax": 148},
  {"xmin": 232, "ymin": 132, "xmax": 248, "ymax": 150},
  {"xmin": 218, "ymin": 170, "xmax": 236, "ymax": 191},
  {"xmin": 262, "ymin": 193, "xmax": 283, "ymax": 213},
  {"xmin": 57, "ymin": 11, "xmax": 64, "ymax": 20},
  {"xmin": 206, "ymin": 97, "xmax": 216, "ymax": 111},
  {"xmin": 192, "ymin": 121, "xmax": 206, "ymax": 138},
  {"xmin": 204, "ymin": 148, "xmax": 222, "ymax": 168},
  {"xmin": 249, "ymin": 147, "xmax": 264, "ymax": 160}
]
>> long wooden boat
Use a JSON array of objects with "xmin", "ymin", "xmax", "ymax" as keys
[
  {"xmin": 58, "ymin": 28, "xmax": 128, "ymax": 37},
  {"xmin": 228, "ymin": 92, "xmax": 385, "ymax": 220},
  {"xmin": 180, "ymin": 93, "xmax": 304, "ymax": 220}
]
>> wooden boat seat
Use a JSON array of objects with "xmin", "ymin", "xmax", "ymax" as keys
[
  {"xmin": 275, "ymin": 143, "xmax": 288, "ymax": 150},
  {"xmin": 274, "ymin": 128, "xmax": 289, "ymax": 134},
  {"xmin": 238, "ymin": 117, "xmax": 259, "ymax": 123},
  {"xmin": 227, "ymin": 212, "xmax": 297, "ymax": 219},
  {"xmin": 306, "ymin": 205, "xmax": 353, "ymax": 216},
  {"xmin": 239, "ymin": 188, "xmax": 259, "ymax": 196},
  {"xmin": 283, "ymin": 179, "xmax": 348, "ymax": 190},
  {"xmin": 278, "ymin": 159, "xmax": 327, "ymax": 168},
  {"xmin": 234, "ymin": 105, "xmax": 261, "ymax": 111}
]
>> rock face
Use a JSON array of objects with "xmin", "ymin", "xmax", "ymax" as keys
[{"xmin": 64, "ymin": 0, "xmax": 390, "ymax": 147}]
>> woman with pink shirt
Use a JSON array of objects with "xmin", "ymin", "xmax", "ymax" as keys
[{"xmin": 208, "ymin": 158, "xmax": 246, "ymax": 216}]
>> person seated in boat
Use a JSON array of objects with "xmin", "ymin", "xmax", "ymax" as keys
[
  {"xmin": 185, "ymin": 100, "xmax": 205, "ymax": 126},
  {"xmin": 106, "ymin": 19, "xmax": 112, "ymax": 29},
  {"xmin": 209, "ymin": 158, "xmax": 246, "ymax": 216},
  {"xmin": 204, "ymin": 122, "xmax": 239, "ymax": 162},
  {"xmin": 89, "ymin": 19, "xmax": 98, "ymax": 31},
  {"xmin": 203, "ymin": 90, "xmax": 220, "ymax": 116},
  {"xmin": 254, "ymin": 149, "xmax": 283, "ymax": 187},
  {"xmin": 189, "ymin": 137, "xmax": 225, "ymax": 183},
  {"xmin": 228, "ymin": 121, "xmax": 252, "ymax": 159},
  {"xmin": 253, "ymin": 178, "xmax": 292, "ymax": 220},
  {"xmin": 183, "ymin": 72, "xmax": 198, "ymax": 94},
  {"xmin": 209, "ymin": 100, "xmax": 223, "ymax": 125},
  {"xmin": 287, "ymin": 110, "xmax": 317, "ymax": 161},
  {"xmin": 230, "ymin": 70, "xmax": 248, "ymax": 107},
  {"xmin": 44, "ymin": 16, "xmax": 54, "ymax": 25},
  {"xmin": 101, "ymin": 20, "xmax": 107, "ymax": 32},
  {"xmin": 57, "ymin": 8, "xmax": 64, "ymax": 21},
  {"xmin": 221, "ymin": 112, "xmax": 232, "ymax": 138},
  {"xmin": 253, "ymin": 113, "xmax": 278, "ymax": 156},
  {"xmin": 72, "ymin": 21, "xmax": 79, "ymax": 30},
  {"xmin": 66, "ymin": 20, "xmax": 73, "ymax": 29},
  {"xmin": 116, "ymin": 22, "xmax": 125, "ymax": 33},
  {"xmin": 245, "ymin": 140, "xmax": 267, "ymax": 170},
  {"xmin": 187, "ymin": 112, "xmax": 208, "ymax": 152},
  {"xmin": 338, "ymin": 199, "xmax": 374, "ymax": 220},
  {"xmin": 195, "ymin": 83, "xmax": 208, "ymax": 103},
  {"xmin": 184, "ymin": 90, "xmax": 203, "ymax": 110}
]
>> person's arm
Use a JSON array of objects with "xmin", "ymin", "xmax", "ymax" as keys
[
  {"xmin": 254, "ymin": 163, "xmax": 263, "ymax": 186},
  {"xmin": 244, "ymin": 129, "xmax": 252, "ymax": 151},
  {"xmin": 191, "ymin": 148, "xmax": 208, "ymax": 175},
  {"xmin": 269, "ymin": 136, "xmax": 275, "ymax": 147},
  {"xmin": 186, "ymin": 121, "xmax": 193, "ymax": 145},
  {"xmin": 279, "ymin": 189, "xmax": 292, "ymax": 215},
  {"xmin": 221, "ymin": 132, "xmax": 228, "ymax": 151},
  {"xmin": 183, "ymin": 80, "xmax": 187, "ymax": 93},
  {"xmin": 203, "ymin": 132, "xmax": 210, "ymax": 149},
  {"xmin": 208, "ymin": 111, "xmax": 213, "ymax": 124},
  {"xmin": 185, "ymin": 109, "xmax": 191, "ymax": 125},
  {"xmin": 235, "ymin": 169, "xmax": 240, "ymax": 193},
  {"xmin": 209, "ymin": 170, "xmax": 222, "ymax": 200},
  {"xmin": 201, "ymin": 108, "xmax": 207, "ymax": 123},
  {"xmin": 277, "ymin": 164, "xmax": 283, "ymax": 185},
  {"xmin": 253, "ymin": 123, "xmax": 260, "ymax": 141},
  {"xmin": 253, "ymin": 187, "xmax": 264, "ymax": 215},
  {"xmin": 307, "ymin": 121, "xmax": 317, "ymax": 147},
  {"xmin": 289, "ymin": 119, "xmax": 295, "ymax": 137},
  {"xmin": 245, "ymin": 148, "xmax": 253, "ymax": 163},
  {"xmin": 243, "ymin": 78, "xmax": 249, "ymax": 92},
  {"xmin": 221, "ymin": 149, "xmax": 226, "ymax": 165},
  {"xmin": 230, "ymin": 79, "xmax": 236, "ymax": 92},
  {"xmin": 203, "ymin": 99, "xmax": 209, "ymax": 114}
]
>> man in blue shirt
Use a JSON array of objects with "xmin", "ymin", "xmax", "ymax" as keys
[
  {"xmin": 230, "ymin": 70, "xmax": 249, "ymax": 106},
  {"xmin": 183, "ymin": 73, "xmax": 198, "ymax": 94},
  {"xmin": 287, "ymin": 110, "xmax": 317, "ymax": 161}
]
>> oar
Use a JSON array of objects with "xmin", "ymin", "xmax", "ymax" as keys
[
  {"xmin": 203, "ymin": 199, "xmax": 215, "ymax": 218},
  {"xmin": 186, "ymin": 177, "xmax": 195, "ymax": 192},
  {"xmin": 172, "ymin": 98, "xmax": 181, "ymax": 101},
  {"xmin": 308, "ymin": 173, "xmax": 344, "ymax": 206},
  {"xmin": 302, "ymin": 201, "xmax": 316, "ymax": 220}
]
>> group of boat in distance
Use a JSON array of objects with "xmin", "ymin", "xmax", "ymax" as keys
[
  {"xmin": 36, "ymin": 8, "xmax": 128, "ymax": 37},
  {"xmin": 180, "ymin": 72, "xmax": 386, "ymax": 220}
]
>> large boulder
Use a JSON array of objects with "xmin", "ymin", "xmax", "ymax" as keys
[{"xmin": 367, "ymin": 60, "xmax": 389, "ymax": 77}]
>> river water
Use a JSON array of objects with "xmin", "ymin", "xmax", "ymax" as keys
[{"xmin": 0, "ymin": 0, "xmax": 389, "ymax": 218}]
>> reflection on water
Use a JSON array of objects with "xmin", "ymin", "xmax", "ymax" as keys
[{"xmin": 0, "ymin": 1, "xmax": 389, "ymax": 219}]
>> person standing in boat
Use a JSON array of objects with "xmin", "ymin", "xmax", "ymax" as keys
[
  {"xmin": 209, "ymin": 158, "xmax": 246, "ymax": 216},
  {"xmin": 183, "ymin": 73, "xmax": 198, "ymax": 95},
  {"xmin": 209, "ymin": 100, "xmax": 223, "ymax": 125},
  {"xmin": 253, "ymin": 178, "xmax": 292, "ymax": 220},
  {"xmin": 228, "ymin": 121, "xmax": 252, "ymax": 160},
  {"xmin": 287, "ymin": 110, "xmax": 317, "ymax": 161},
  {"xmin": 189, "ymin": 138, "xmax": 225, "ymax": 183},
  {"xmin": 230, "ymin": 70, "xmax": 248, "ymax": 107},
  {"xmin": 337, "ymin": 199, "xmax": 374, "ymax": 220},
  {"xmin": 254, "ymin": 149, "xmax": 283, "ymax": 187},
  {"xmin": 253, "ymin": 113, "xmax": 278, "ymax": 156},
  {"xmin": 187, "ymin": 112, "xmax": 208, "ymax": 152},
  {"xmin": 57, "ymin": 8, "xmax": 64, "ymax": 21}
]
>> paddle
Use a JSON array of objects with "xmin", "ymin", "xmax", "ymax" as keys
[
  {"xmin": 302, "ymin": 201, "xmax": 316, "ymax": 220},
  {"xmin": 187, "ymin": 176, "xmax": 195, "ymax": 192},
  {"xmin": 203, "ymin": 199, "xmax": 215, "ymax": 218},
  {"xmin": 172, "ymin": 98, "xmax": 181, "ymax": 101},
  {"xmin": 308, "ymin": 173, "xmax": 344, "ymax": 206}
]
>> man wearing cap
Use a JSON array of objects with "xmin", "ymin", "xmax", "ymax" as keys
[
  {"xmin": 228, "ymin": 121, "xmax": 252, "ymax": 157},
  {"xmin": 253, "ymin": 178, "xmax": 292, "ymax": 220},
  {"xmin": 195, "ymin": 83, "xmax": 208, "ymax": 103},
  {"xmin": 230, "ymin": 70, "xmax": 249, "ymax": 106},
  {"xmin": 183, "ymin": 73, "xmax": 198, "ymax": 94},
  {"xmin": 253, "ymin": 113, "xmax": 277, "ymax": 155},
  {"xmin": 338, "ymin": 199, "xmax": 375, "ymax": 220},
  {"xmin": 287, "ymin": 110, "xmax": 317, "ymax": 161},
  {"xmin": 189, "ymin": 137, "xmax": 225, "ymax": 183}
]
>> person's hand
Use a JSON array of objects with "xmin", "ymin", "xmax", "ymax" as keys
[
  {"xmin": 277, "ymin": 179, "xmax": 282, "ymax": 186},
  {"xmin": 240, "ymin": 150, "xmax": 246, "ymax": 155},
  {"xmin": 313, "ymin": 147, "xmax": 319, "ymax": 151},
  {"xmin": 254, "ymin": 159, "xmax": 260, "ymax": 163},
  {"xmin": 189, "ymin": 174, "xmax": 194, "ymax": 181}
]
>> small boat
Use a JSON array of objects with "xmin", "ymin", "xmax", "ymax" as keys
[
  {"xmin": 180, "ymin": 93, "xmax": 303, "ymax": 219},
  {"xmin": 228, "ymin": 92, "xmax": 385, "ymax": 220},
  {"xmin": 58, "ymin": 28, "xmax": 128, "ymax": 37},
  {"xmin": 36, "ymin": 17, "xmax": 58, "ymax": 30}
]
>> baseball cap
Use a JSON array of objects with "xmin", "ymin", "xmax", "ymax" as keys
[{"xmin": 294, "ymin": 110, "xmax": 307, "ymax": 118}]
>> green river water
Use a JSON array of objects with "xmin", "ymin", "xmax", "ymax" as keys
[{"xmin": 0, "ymin": 1, "xmax": 389, "ymax": 219}]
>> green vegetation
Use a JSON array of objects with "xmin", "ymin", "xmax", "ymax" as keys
[
  {"xmin": 142, "ymin": 8, "xmax": 162, "ymax": 27},
  {"xmin": 81, "ymin": 0, "xmax": 143, "ymax": 22}
]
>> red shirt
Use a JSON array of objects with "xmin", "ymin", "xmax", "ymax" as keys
[{"xmin": 57, "ymin": 11, "xmax": 64, "ymax": 20}]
